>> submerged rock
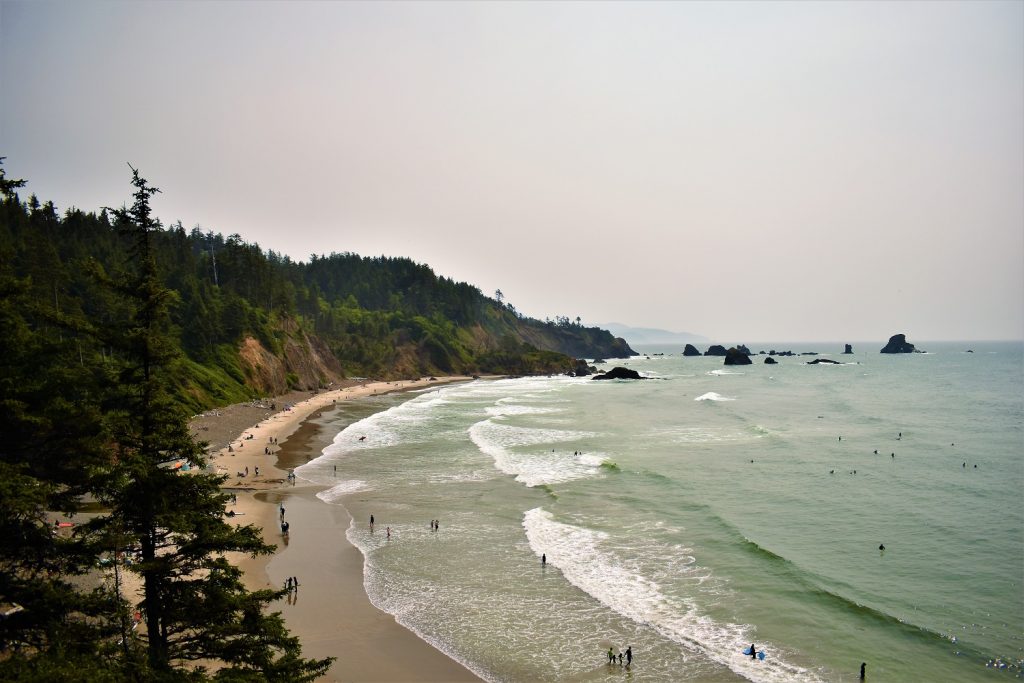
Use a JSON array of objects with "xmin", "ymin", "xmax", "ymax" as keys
[
  {"xmin": 880, "ymin": 334, "xmax": 917, "ymax": 354},
  {"xmin": 592, "ymin": 366, "xmax": 644, "ymax": 380},
  {"xmin": 682, "ymin": 344, "xmax": 701, "ymax": 357},
  {"xmin": 806, "ymin": 358, "xmax": 841, "ymax": 365},
  {"xmin": 724, "ymin": 347, "xmax": 752, "ymax": 365}
]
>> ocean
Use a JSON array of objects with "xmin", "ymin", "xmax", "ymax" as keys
[{"xmin": 294, "ymin": 341, "xmax": 1023, "ymax": 682}]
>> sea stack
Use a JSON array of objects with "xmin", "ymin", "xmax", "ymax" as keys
[
  {"xmin": 843, "ymin": 344, "xmax": 853, "ymax": 354},
  {"xmin": 705, "ymin": 345, "xmax": 728, "ymax": 356},
  {"xmin": 592, "ymin": 366, "xmax": 643, "ymax": 380},
  {"xmin": 880, "ymin": 334, "xmax": 917, "ymax": 354},
  {"xmin": 682, "ymin": 344, "xmax": 701, "ymax": 357},
  {"xmin": 724, "ymin": 347, "xmax": 752, "ymax": 365}
]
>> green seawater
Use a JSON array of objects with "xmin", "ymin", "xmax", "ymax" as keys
[{"xmin": 296, "ymin": 341, "xmax": 1024, "ymax": 682}]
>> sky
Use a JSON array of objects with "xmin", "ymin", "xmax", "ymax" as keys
[{"xmin": 2, "ymin": 1, "xmax": 1022, "ymax": 342}]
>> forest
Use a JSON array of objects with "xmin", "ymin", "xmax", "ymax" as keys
[{"xmin": 1, "ymin": 161, "xmax": 634, "ymax": 412}]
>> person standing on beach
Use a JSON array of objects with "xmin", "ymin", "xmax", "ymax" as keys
[
  {"xmin": 541, "ymin": 553, "xmax": 546, "ymax": 566},
  {"xmin": 370, "ymin": 514, "xmax": 374, "ymax": 531}
]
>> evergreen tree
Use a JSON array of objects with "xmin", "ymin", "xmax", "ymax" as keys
[
  {"xmin": 93, "ymin": 167, "xmax": 331, "ymax": 680},
  {"xmin": 0, "ymin": 160, "xmax": 123, "ymax": 680}
]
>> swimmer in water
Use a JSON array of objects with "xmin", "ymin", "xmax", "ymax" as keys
[{"xmin": 879, "ymin": 543, "xmax": 885, "ymax": 551}]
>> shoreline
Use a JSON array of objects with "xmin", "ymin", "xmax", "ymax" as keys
[{"xmin": 198, "ymin": 377, "xmax": 484, "ymax": 682}]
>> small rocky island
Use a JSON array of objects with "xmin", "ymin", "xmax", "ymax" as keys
[
  {"xmin": 682, "ymin": 344, "xmax": 701, "ymax": 357},
  {"xmin": 843, "ymin": 344, "xmax": 853, "ymax": 354},
  {"xmin": 724, "ymin": 347, "xmax": 752, "ymax": 365},
  {"xmin": 880, "ymin": 334, "xmax": 919, "ymax": 353},
  {"xmin": 592, "ymin": 367, "xmax": 644, "ymax": 380}
]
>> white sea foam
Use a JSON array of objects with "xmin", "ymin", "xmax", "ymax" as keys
[
  {"xmin": 469, "ymin": 419, "xmax": 601, "ymax": 487},
  {"xmin": 316, "ymin": 480, "xmax": 370, "ymax": 503},
  {"xmin": 523, "ymin": 508, "xmax": 824, "ymax": 683},
  {"xmin": 694, "ymin": 392, "xmax": 736, "ymax": 402},
  {"xmin": 654, "ymin": 426, "xmax": 748, "ymax": 443}
]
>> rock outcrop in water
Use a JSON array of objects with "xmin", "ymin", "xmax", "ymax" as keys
[
  {"xmin": 880, "ymin": 334, "xmax": 917, "ymax": 354},
  {"xmin": 683, "ymin": 344, "xmax": 701, "ymax": 357},
  {"xmin": 764, "ymin": 357, "xmax": 778, "ymax": 364},
  {"xmin": 724, "ymin": 347, "xmax": 752, "ymax": 365},
  {"xmin": 736, "ymin": 344, "xmax": 752, "ymax": 355},
  {"xmin": 807, "ymin": 358, "xmax": 841, "ymax": 365},
  {"xmin": 843, "ymin": 344, "xmax": 853, "ymax": 354},
  {"xmin": 705, "ymin": 345, "xmax": 728, "ymax": 356},
  {"xmin": 568, "ymin": 359, "xmax": 596, "ymax": 377},
  {"xmin": 592, "ymin": 366, "xmax": 643, "ymax": 380}
]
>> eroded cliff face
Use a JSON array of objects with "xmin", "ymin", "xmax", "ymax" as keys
[{"xmin": 238, "ymin": 332, "xmax": 345, "ymax": 395}]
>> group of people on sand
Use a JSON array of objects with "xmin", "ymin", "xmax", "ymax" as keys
[{"xmin": 606, "ymin": 646, "xmax": 632, "ymax": 668}]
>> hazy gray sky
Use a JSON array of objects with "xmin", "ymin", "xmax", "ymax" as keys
[{"xmin": 3, "ymin": 1, "xmax": 1021, "ymax": 342}]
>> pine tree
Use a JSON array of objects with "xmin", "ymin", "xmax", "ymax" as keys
[{"xmin": 94, "ymin": 167, "xmax": 331, "ymax": 680}]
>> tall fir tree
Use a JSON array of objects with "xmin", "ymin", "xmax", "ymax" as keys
[{"xmin": 93, "ymin": 167, "xmax": 331, "ymax": 680}]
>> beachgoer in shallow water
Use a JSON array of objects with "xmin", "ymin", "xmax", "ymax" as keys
[
  {"xmin": 879, "ymin": 543, "xmax": 885, "ymax": 551},
  {"xmin": 608, "ymin": 647, "xmax": 615, "ymax": 664},
  {"xmin": 860, "ymin": 662, "xmax": 866, "ymax": 679},
  {"xmin": 618, "ymin": 653, "xmax": 623, "ymax": 665},
  {"xmin": 749, "ymin": 644, "xmax": 757, "ymax": 659},
  {"xmin": 626, "ymin": 646, "xmax": 632, "ymax": 665}
]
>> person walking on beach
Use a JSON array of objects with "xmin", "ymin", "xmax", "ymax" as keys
[
  {"xmin": 386, "ymin": 526, "xmax": 391, "ymax": 539},
  {"xmin": 541, "ymin": 553, "xmax": 546, "ymax": 566},
  {"xmin": 370, "ymin": 514, "xmax": 374, "ymax": 531}
]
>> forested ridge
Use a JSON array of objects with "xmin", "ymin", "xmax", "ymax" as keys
[{"xmin": 1, "ymin": 163, "xmax": 634, "ymax": 412}]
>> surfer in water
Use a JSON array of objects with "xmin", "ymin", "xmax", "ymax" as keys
[{"xmin": 749, "ymin": 644, "xmax": 757, "ymax": 659}]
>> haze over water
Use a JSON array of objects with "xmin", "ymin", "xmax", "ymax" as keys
[{"xmin": 297, "ymin": 341, "xmax": 1023, "ymax": 681}]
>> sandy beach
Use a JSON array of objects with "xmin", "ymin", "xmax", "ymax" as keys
[{"xmin": 195, "ymin": 377, "xmax": 483, "ymax": 682}]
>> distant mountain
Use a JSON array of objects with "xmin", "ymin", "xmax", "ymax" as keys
[{"xmin": 600, "ymin": 323, "xmax": 708, "ymax": 346}]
